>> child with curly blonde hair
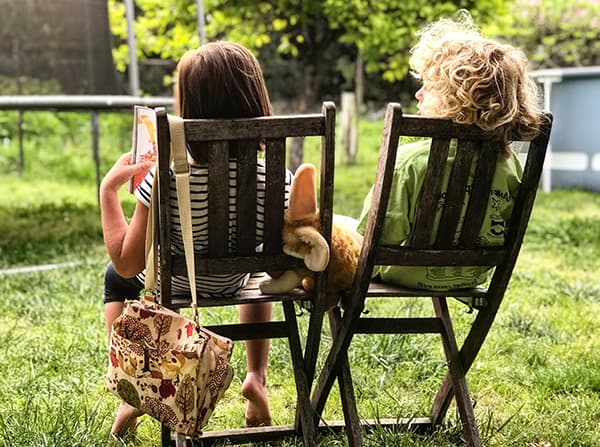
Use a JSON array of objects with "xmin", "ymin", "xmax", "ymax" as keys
[{"xmin": 357, "ymin": 10, "xmax": 544, "ymax": 290}]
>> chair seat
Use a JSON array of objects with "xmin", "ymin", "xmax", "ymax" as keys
[
  {"xmin": 168, "ymin": 274, "xmax": 312, "ymax": 309},
  {"xmin": 341, "ymin": 280, "xmax": 489, "ymax": 309},
  {"xmin": 363, "ymin": 280, "xmax": 488, "ymax": 298}
]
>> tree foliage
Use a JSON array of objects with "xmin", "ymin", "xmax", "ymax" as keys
[
  {"xmin": 109, "ymin": 0, "xmax": 600, "ymax": 98},
  {"xmin": 108, "ymin": 0, "xmax": 508, "ymax": 97},
  {"xmin": 109, "ymin": 0, "xmax": 201, "ymax": 71},
  {"xmin": 486, "ymin": 0, "xmax": 600, "ymax": 68},
  {"xmin": 323, "ymin": 0, "xmax": 507, "ymax": 82},
  {"xmin": 201, "ymin": 0, "xmax": 508, "ymax": 82}
]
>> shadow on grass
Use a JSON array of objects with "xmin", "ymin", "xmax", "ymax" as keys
[{"xmin": 0, "ymin": 201, "xmax": 106, "ymax": 267}]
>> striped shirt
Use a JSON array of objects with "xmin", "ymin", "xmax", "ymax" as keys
[{"xmin": 135, "ymin": 158, "xmax": 293, "ymax": 297}]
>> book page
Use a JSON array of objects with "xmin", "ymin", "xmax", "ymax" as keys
[{"xmin": 128, "ymin": 106, "xmax": 158, "ymax": 193}]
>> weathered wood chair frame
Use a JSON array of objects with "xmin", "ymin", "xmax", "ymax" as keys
[
  {"xmin": 310, "ymin": 103, "xmax": 552, "ymax": 446},
  {"xmin": 154, "ymin": 102, "xmax": 336, "ymax": 446}
]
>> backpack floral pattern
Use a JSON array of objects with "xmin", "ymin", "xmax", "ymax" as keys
[{"xmin": 105, "ymin": 298, "xmax": 234, "ymax": 436}]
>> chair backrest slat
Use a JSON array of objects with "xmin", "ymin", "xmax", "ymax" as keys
[
  {"xmin": 485, "ymin": 129, "xmax": 552, "ymax": 300},
  {"xmin": 434, "ymin": 139, "xmax": 477, "ymax": 248},
  {"xmin": 263, "ymin": 138, "xmax": 287, "ymax": 255},
  {"xmin": 349, "ymin": 103, "xmax": 402, "ymax": 306},
  {"xmin": 458, "ymin": 141, "xmax": 500, "ymax": 248},
  {"xmin": 157, "ymin": 108, "xmax": 172, "ymax": 301},
  {"xmin": 410, "ymin": 137, "xmax": 450, "ymax": 248},
  {"xmin": 183, "ymin": 115, "xmax": 325, "ymax": 140},
  {"xmin": 208, "ymin": 141, "xmax": 230, "ymax": 258},
  {"xmin": 235, "ymin": 144, "xmax": 257, "ymax": 256}
]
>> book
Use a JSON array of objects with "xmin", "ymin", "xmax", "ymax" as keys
[{"xmin": 128, "ymin": 105, "xmax": 158, "ymax": 194}]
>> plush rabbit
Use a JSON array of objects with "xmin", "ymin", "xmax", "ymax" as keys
[{"xmin": 259, "ymin": 163, "xmax": 361, "ymax": 310}]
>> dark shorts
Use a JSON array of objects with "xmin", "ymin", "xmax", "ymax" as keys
[{"xmin": 103, "ymin": 261, "xmax": 144, "ymax": 304}]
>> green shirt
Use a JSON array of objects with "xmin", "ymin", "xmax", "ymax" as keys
[{"xmin": 356, "ymin": 139, "xmax": 523, "ymax": 290}]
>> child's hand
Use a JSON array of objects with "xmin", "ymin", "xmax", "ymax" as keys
[{"xmin": 100, "ymin": 152, "xmax": 154, "ymax": 193}]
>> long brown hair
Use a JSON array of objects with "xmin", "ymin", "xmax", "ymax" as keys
[{"xmin": 175, "ymin": 41, "xmax": 273, "ymax": 159}]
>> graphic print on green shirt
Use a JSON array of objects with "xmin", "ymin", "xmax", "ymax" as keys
[{"xmin": 357, "ymin": 139, "xmax": 523, "ymax": 291}]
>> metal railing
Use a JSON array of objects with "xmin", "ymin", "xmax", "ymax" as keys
[
  {"xmin": 0, "ymin": 95, "xmax": 174, "ymax": 198},
  {"xmin": 0, "ymin": 95, "xmax": 173, "ymax": 111}
]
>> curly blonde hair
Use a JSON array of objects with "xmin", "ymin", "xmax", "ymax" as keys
[{"xmin": 409, "ymin": 11, "xmax": 542, "ymax": 149}]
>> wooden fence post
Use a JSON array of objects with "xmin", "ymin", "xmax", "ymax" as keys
[{"xmin": 340, "ymin": 91, "xmax": 358, "ymax": 165}]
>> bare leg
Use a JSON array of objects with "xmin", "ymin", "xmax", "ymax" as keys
[
  {"xmin": 110, "ymin": 401, "xmax": 144, "ymax": 437},
  {"xmin": 104, "ymin": 301, "xmax": 124, "ymax": 339},
  {"xmin": 105, "ymin": 301, "xmax": 143, "ymax": 437},
  {"xmin": 239, "ymin": 302, "xmax": 273, "ymax": 427}
]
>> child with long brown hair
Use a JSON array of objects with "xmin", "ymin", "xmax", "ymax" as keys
[{"xmin": 100, "ymin": 41, "xmax": 288, "ymax": 436}]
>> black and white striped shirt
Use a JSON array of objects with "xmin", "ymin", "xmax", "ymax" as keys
[{"xmin": 135, "ymin": 158, "xmax": 293, "ymax": 297}]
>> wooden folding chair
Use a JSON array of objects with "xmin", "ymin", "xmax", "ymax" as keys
[
  {"xmin": 154, "ymin": 102, "xmax": 335, "ymax": 446},
  {"xmin": 311, "ymin": 103, "xmax": 552, "ymax": 446}
]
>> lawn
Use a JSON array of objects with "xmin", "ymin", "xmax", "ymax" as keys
[{"xmin": 0, "ymin": 112, "xmax": 598, "ymax": 446}]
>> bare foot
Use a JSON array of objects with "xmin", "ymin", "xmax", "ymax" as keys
[
  {"xmin": 241, "ymin": 372, "xmax": 272, "ymax": 427},
  {"xmin": 110, "ymin": 401, "xmax": 144, "ymax": 438}
]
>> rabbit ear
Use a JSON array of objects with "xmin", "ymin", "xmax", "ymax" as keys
[{"xmin": 288, "ymin": 163, "xmax": 317, "ymax": 221}]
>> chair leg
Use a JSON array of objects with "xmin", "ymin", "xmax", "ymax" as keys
[
  {"xmin": 328, "ymin": 307, "xmax": 363, "ymax": 447},
  {"xmin": 304, "ymin": 297, "xmax": 327, "ymax": 387},
  {"xmin": 295, "ymin": 300, "xmax": 325, "ymax": 432},
  {"xmin": 282, "ymin": 301, "xmax": 317, "ymax": 447},
  {"xmin": 432, "ymin": 297, "xmax": 482, "ymax": 447},
  {"xmin": 175, "ymin": 433, "xmax": 186, "ymax": 447},
  {"xmin": 311, "ymin": 302, "xmax": 362, "ymax": 420},
  {"xmin": 429, "ymin": 373, "xmax": 454, "ymax": 427},
  {"xmin": 430, "ymin": 295, "xmax": 503, "ymax": 426},
  {"xmin": 161, "ymin": 423, "xmax": 172, "ymax": 446}
]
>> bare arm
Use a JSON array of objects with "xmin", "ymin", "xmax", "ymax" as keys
[{"xmin": 100, "ymin": 152, "xmax": 154, "ymax": 277}]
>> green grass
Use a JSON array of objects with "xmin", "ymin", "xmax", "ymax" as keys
[{"xmin": 0, "ymin": 114, "xmax": 599, "ymax": 446}]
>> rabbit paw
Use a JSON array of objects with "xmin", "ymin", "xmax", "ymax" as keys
[{"xmin": 259, "ymin": 270, "xmax": 303, "ymax": 294}]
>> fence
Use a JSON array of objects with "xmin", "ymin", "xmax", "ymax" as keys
[{"xmin": 0, "ymin": 95, "xmax": 174, "ymax": 197}]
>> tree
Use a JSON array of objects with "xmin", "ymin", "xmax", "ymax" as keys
[
  {"xmin": 486, "ymin": 0, "xmax": 600, "ymax": 68},
  {"xmin": 204, "ymin": 1, "xmax": 352, "ymax": 168},
  {"xmin": 322, "ymin": 0, "xmax": 507, "ymax": 163},
  {"xmin": 108, "ymin": 1, "xmax": 509, "ymax": 166},
  {"xmin": 109, "ymin": 0, "xmax": 202, "ymax": 71},
  {"xmin": 208, "ymin": 1, "xmax": 507, "ymax": 165},
  {"xmin": 108, "ymin": 0, "xmax": 511, "ymax": 97},
  {"xmin": 324, "ymin": 0, "xmax": 507, "ymax": 82}
]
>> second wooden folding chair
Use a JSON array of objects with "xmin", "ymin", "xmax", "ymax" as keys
[{"xmin": 311, "ymin": 103, "xmax": 552, "ymax": 446}]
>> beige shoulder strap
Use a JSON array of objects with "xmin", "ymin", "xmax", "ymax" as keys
[{"xmin": 144, "ymin": 114, "xmax": 199, "ymax": 324}]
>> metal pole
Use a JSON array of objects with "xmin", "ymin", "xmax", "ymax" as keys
[
  {"xmin": 17, "ymin": 110, "xmax": 24, "ymax": 175},
  {"xmin": 197, "ymin": 0, "xmax": 206, "ymax": 45},
  {"xmin": 125, "ymin": 0, "xmax": 140, "ymax": 96},
  {"xmin": 541, "ymin": 78, "xmax": 556, "ymax": 193},
  {"xmin": 91, "ymin": 111, "xmax": 101, "ymax": 202}
]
